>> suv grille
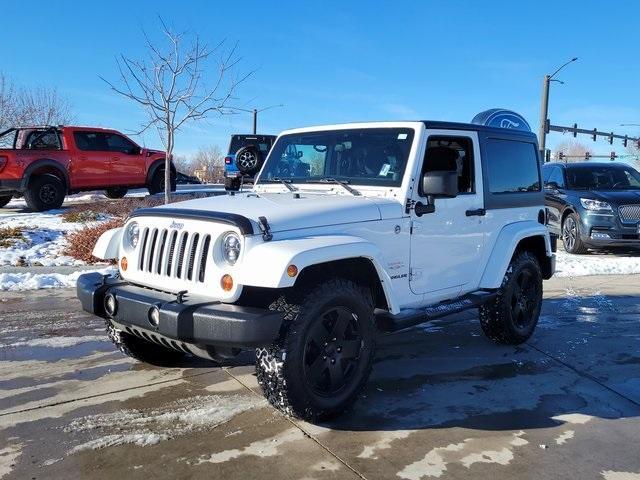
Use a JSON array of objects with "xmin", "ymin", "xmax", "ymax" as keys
[
  {"xmin": 138, "ymin": 227, "xmax": 211, "ymax": 282},
  {"xmin": 619, "ymin": 205, "xmax": 640, "ymax": 223}
]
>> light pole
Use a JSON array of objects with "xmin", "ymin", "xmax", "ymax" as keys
[
  {"xmin": 538, "ymin": 57, "xmax": 578, "ymax": 161},
  {"xmin": 233, "ymin": 104, "xmax": 284, "ymax": 134}
]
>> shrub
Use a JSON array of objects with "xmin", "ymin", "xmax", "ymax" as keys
[
  {"xmin": 63, "ymin": 218, "xmax": 123, "ymax": 264},
  {"xmin": 0, "ymin": 226, "xmax": 25, "ymax": 248},
  {"xmin": 62, "ymin": 209, "xmax": 101, "ymax": 223}
]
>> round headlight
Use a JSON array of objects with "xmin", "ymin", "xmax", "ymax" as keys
[
  {"xmin": 126, "ymin": 222, "xmax": 139, "ymax": 249},
  {"xmin": 221, "ymin": 232, "xmax": 241, "ymax": 265}
]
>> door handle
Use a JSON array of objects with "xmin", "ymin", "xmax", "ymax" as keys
[{"xmin": 465, "ymin": 208, "xmax": 486, "ymax": 217}]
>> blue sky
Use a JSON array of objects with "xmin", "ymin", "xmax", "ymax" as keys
[{"xmin": 4, "ymin": 0, "xmax": 639, "ymax": 157}]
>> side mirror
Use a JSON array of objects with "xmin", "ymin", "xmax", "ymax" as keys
[
  {"xmin": 545, "ymin": 181, "xmax": 559, "ymax": 191},
  {"xmin": 422, "ymin": 170, "xmax": 458, "ymax": 198}
]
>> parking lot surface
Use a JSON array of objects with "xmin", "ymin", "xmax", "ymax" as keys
[{"xmin": 1, "ymin": 275, "xmax": 639, "ymax": 479}]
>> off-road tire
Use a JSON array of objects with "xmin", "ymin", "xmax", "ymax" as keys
[
  {"xmin": 105, "ymin": 187, "xmax": 128, "ymax": 199},
  {"xmin": 234, "ymin": 145, "xmax": 262, "ymax": 175},
  {"xmin": 0, "ymin": 195, "xmax": 11, "ymax": 208},
  {"xmin": 24, "ymin": 174, "xmax": 65, "ymax": 211},
  {"xmin": 255, "ymin": 279, "xmax": 376, "ymax": 422},
  {"xmin": 224, "ymin": 176, "xmax": 241, "ymax": 191},
  {"xmin": 147, "ymin": 169, "xmax": 177, "ymax": 195},
  {"xmin": 106, "ymin": 320, "xmax": 186, "ymax": 366},
  {"xmin": 479, "ymin": 251, "xmax": 543, "ymax": 345},
  {"xmin": 562, "ymin": 213, "xmax": 588, "ymax": 254}
]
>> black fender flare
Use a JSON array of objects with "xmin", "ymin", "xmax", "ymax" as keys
[
  {"xmin": 146, "ymin": 159, "xmax": 176, "ymax": 184},
  {"xmin": 20, "ymin": 159, "xmax": 70, "ymax": 191}
]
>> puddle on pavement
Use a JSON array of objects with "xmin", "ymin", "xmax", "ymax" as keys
[{"xmin": 0, "ymin": 341, "xmax": 113, "ymax": 362}]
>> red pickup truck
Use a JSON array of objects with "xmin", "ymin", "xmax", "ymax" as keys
[{"xmin": 0, "ymin": 126, "xmax": 175, "ymax": 211}]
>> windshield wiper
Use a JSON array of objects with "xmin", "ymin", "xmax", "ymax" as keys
[
  {"xmin": 310, "ymin": 178, "xmax": 361, "ymax": 196},
  {"xmin": 261, "ymin": 177, "xmax": 298, "ymax": 192}
]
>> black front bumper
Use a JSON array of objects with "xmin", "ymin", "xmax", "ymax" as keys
[{"xmin": 77, "ymin": 272, "xmax": 284, "ymax": 349}]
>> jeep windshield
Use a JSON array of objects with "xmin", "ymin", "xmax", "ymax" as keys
[
  {"xmin": 257, "ymin": 128, "xmax": 415, "ymax": 187},
  {"xmin": 566, "ymin": 165, "xmax": 640, "ymax": 190}
]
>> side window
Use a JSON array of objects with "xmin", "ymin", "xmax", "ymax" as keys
[
  {"xmin": 74, "ymin": 132, "xmax": 108, "ymax": 151},
  {"xmin": 106, "ymin": 134, "xmax": 137, "ymax": 154},
  {"xmin": 542, "ymin": 165, "xmax": 553, "ymax": 183},
  {"xmin": 422, "ymin": 136, "xmax": 475, "ymax": 194},
  {"xmin": 25, "ymin": 130, "xmax": 61, "ymax": 150},
  {"xmin": 547, "ymin": 167, "xmax": 565, "ymax": 188},
  {"xmin": 485, "ymin": 139, "xmax": 540, "ymax": 193}
]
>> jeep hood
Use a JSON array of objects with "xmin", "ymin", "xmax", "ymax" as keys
[{"xmin": 148, "ymin": 192, "xmax": 400, "ymax": 233}]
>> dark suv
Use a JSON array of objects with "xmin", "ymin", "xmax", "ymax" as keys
[
  {"xmin": 223, "ymin": 134, "xmax": 276, "ymax": 190},
  {"xmin": 543, "ymin": 161, "xmax": 640, "ymax": 253}
]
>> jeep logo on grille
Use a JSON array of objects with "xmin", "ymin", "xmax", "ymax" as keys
[{"xmin": 170, "ymin": 221, "xmax": 184, "ymax": 230}]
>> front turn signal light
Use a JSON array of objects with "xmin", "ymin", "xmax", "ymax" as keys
[
  {"xmin": 120, "ymin": 257, "xmax": 128, "ymax": 271},
  {"xmin": 287, "ymin": 264, "xmax": 298, "ymax": 277},
  {"xmin": 221, "ymin": 274, "xmax": 233, "ymax": 291}
]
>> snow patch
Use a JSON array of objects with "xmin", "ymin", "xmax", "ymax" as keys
[
  {"xmin": 357, "ymin": 431, "xmax": 412, "ymax": 459},
  {"xmin": 602, "ymin": 472, "xmax": 640, "ymax": 480},
  {"xmin": 555, "ymin": 430, "xmax": 575, "ymax": 445},
  {"xmin": 552, "ymin": 413, "xmax": 593, "ymax": 425},
  {"xmin": 3, "ymin": 335, "xmax": 105, "ymax": 348},
  {"xmin": 397, "ymin": 431, "xmax": 528, "ymax": 480},
  {"xmin": 195, "ymin": 428, "xmax": 304, "ymax": 464},
  {"xmin": 65, "ymin": 394, "xmax": 264, "ymax": 454},
  {"xmin": 555, "ymin": 250, "xmax": 640, "ymax": 277},
  {"xmin": 0, "ymin": 443, "xmax": 23, "ymax": 479},
  {"xmin": 0, "ymin": 267, "xmax": 114, "ymax": 291}
]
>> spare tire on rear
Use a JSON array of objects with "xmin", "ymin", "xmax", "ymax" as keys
[{"xmin": 234, "ymin": 145, "xmax": 262, "ymax": 175}]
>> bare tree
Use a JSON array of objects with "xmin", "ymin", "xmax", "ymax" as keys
[
  {"xmin": 0, "ymin": 73, "xmax": 74, "ymax": 131},
  {"xmin": 191, "ymin": 145, "xmax": 223, "ymax": 182},
  {"xmin": 555, "ymin": 140, "xmax": 593, "ymax": 162},
  {"xmin": 102, "ymin": 18, "xmax": 250, "ymax": 203}
]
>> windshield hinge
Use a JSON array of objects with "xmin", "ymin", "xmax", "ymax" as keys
[{"xmin": 258, "ymin": 216, "xmax": 273, "ymax": 242}]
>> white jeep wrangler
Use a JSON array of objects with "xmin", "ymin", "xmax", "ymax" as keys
[{"xmin": 78, "ymin": 110, "xmax": 555, "ymax": 421}]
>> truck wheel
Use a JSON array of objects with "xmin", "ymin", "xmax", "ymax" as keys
[
  {"xmin": 562, "ymin": 213, "xmax": 588, "ymax": 254},
  {"xmin": 479, "ymin": 251, "xmax": 543, "ymax": 345},
  {"xmin": 0, "ymin": 195, "xmax": 11, "ymax": 208},
  {"xmin": 224, "ymin": 176, "xmax": 240, "ymax": 191},
  {"xmin": 24, "ymin": 174, "xmax": 65, "ymax": 211},
  {"xmin": 255, "ymin": 279, "xmax": 376, "ymax": 421},
  {"xmin": 105, "ymin": 187, "xmax": 128, "ymax": 199},
  {"xmin": 235, "ymin": 146, "xmax": 262, "ymax": 175},
  {"xmin": 106, "ymin": 321, "xmax": 185, "ymax": 366},
  {"xmin": 147, "ymin": 169, "xmax": 177, "ymax": 195}
]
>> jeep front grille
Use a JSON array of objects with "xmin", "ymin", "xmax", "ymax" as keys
[
  {"xmin": 619, "ymin": 205, "xmax": 640, "ymax": 223},
  {"xmin": 138, "ymin": 227, "xmax": 211, "ymax": 282}
]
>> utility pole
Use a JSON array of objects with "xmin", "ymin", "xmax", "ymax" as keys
[
  {"xmin": 538, "ymin": 57, "xmax": 578, "ymax": 161},
  {"xmin": 233, "ymin": 104, "xmax": 284, "ymax": 134}
]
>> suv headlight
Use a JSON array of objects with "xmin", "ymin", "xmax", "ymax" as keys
[
  {"xmin": 220, "ymin": 232, "xmax": 241, "ymax": 265},
  {"xmin": 125, "ymin": 222, "xmax": 140, "ymax": 249},
  {"xmin": 580, "ymin": 198, "xmax": 612, "ymax": 212}
]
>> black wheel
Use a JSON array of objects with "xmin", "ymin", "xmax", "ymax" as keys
[
  {"xmin": 0, "ymin": 195, "xmax": 11, "ymax": 208},
  {"xmin": 224, "ymin": 176, "xmax": 240, "ymax": 191},
  {"xmin": 147, "ymin": 169, "xmax": 177, "ymax": 195},
  {"xmin": 479, "ymin": 251, "xmax": 543, "ymax": 345},
  {"xmin": 235, "ymin": 146, "xmax": 262, "ymax": 175},
  {"xmin": 104, "ymin": 187, "xmax": 128, "ymax": 199},
  {"xmin": 106, "ymin": 321, "xmax": 186, "ymax": 366},
  {"xmin": 24, "ymin": 174, "xmax": 65, "ymax": 211},
  {"xmin": 562, "ymin": 213, "xmax": 588, "ymax": 254},
  {"xmin": 256, "ymin": 279, "xmax": 376, "ymax": 421}
]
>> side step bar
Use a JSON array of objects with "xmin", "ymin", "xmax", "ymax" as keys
[{"xmin": 375, "ymin": 290, "xmax": 497, "ymax": 333}]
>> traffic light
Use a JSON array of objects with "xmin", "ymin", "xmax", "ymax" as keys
[
  {"xmin": 558, "ymin": 152, "xmax": 564, "ymax": 161},
  {"xmin": 585, "ymin": 151, "xmax": 591, "ymax": 160},
  {"xmin": 610, "ymin": 151, "xmax": 616, "ymax": 161}
]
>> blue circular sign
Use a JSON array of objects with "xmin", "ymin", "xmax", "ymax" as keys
[{"xmin": 471, "ymin": 109, "xmax": 532, "ymax": 132}]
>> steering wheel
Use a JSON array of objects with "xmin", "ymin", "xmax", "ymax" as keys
[{"xmin": 611, "ymin": 181, "xmax": 626, "ymax": 189}]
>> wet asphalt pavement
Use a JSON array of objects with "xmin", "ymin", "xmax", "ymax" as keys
[{"xmin": 1, "ymin": 275, "xmax": 639, "ymax": 480}]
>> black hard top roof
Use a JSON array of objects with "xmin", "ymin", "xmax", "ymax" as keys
[
  {"xmin": 421, "ymin": 120, "xmax": 538, "ymax": 139},
  {"xmin": 546, "ymin": 161, "xmax": 634, "ymax": 169}
]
